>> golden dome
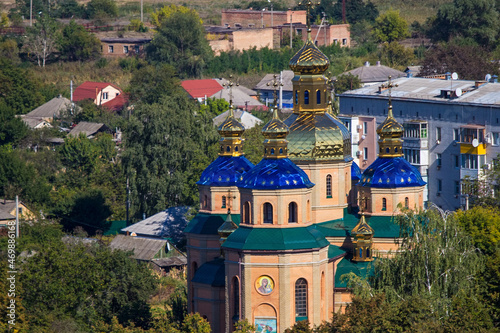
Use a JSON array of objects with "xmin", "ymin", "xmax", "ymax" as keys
[
  {"xmin": 377, "ymin": 106, "xmax": 403, "ymax": 137},
  {"xmin": 262, "ymin": 108, "xmax": 289, "ymax": 139},
  {"xmin": 351, "ymin": 214, "xmax": 374, "ymax": 236},
  {"xmin": 289, "ymin": 36, "xmax": 330, "ymax": 75},
  {"xmin": 377, "ymin": 105, "xmax": 404, "ymax": 158},
  {"xmin": 218, "ymin": 106, "xmax": 245, "ymax": 138}
]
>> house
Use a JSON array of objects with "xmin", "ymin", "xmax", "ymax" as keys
[
  {"xmin": 278, "ymin": 23, "xmax": 351, "ymax": 47},
  {"xmin": 209, "ymin": 84, "xmax": 265, "ymax": 111},
  {"xmin": 339, "ymin": 75, "xmax": 500, "ymax": 210},
  {"xmin": 221, "ymin": 9, "xmax": 306, "ymax": 28},
  {"xmin": 21, "ymin": 118, "xmax": 52, "ymax": 129},
  {"xmin": 213, "ymin": 109, "xmax": 262, "ymax": 129},
  {"xmin": 0, "ymin": 199, "xmax": 35, "ymax": 227},
  {"xmin": 109, "ymin": 234, "xmax": 187, "ymax": 274},
  {"xmin": 100, "ymin": 37, "xmax": 151, "ymax": 58},
  {"xmin": 254, "ymin": 70, "xmax": 294, "ymax": 108},
  {"xmin": 73, "ymin": 81, "xmax": 128, "ymax": 111},
  {"xmin": 68, "ymin": 122, "xmax": 110, "ymax": 138},
  {"xmin": 339, "ymin": 61, "xmax": 406, "ymax": 86},
  {"xmin": 206, "ymin": 26, "xmax": 274, "ymax": 54},
  {"xmin": 23, "ymin": 95, "xmax": 72, "ymax": 122},
  {"xmin": 181, "ymin": 79, "xmax": 224, "ymax": 102}
]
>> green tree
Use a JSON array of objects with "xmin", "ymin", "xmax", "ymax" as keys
[
  {"xmin": 428, "ymin": 0, "xmax": 499, "ymax": 47},
  {"xmin": 23, "ymin": 14, "xmax": 60, "ymax": 67},
  {"xmin": 379, "ymin": 42, "xmax": 415, "ymax": 68},
  {"xmin": 0, "ymin": 38, "xmax": 20, "ymax": 64},
  {"xmin": 85, "ymin": 0, "xmax": 118, "ymax": 19},
  {"xmin": 233, "ymin": 319, "xmax": 256, "ymax": 333},
  {"xmin": 59, "ymin": 133, "xmax": 100, "ymax": 174},
  {"xmin": 334, "ymin": 73, "xmax": 361, "ymax": 94},
  {"xmin": 284, "ymin": 320, "xmax": 313, "ymax": 333},
  {"xmin": 59, "ymin": 20, "xmax": 101, "ymax": 61},
  {"xmin": 373, "ymin": 9, "xmax": 409, "ymax": 43},
  {"xmin": 314, "ymin": 0, "xmax": 378, "ymax": 24},
  {"xmin": 199, "ymin": 98, "xmax": 229, "ymax": 116},
  {"xmin": 0, "ymin": 101, "xmax": 28, "ymax": 146},
  {"xmin": 123, "ymin": 94, "xmax": 218, "ymax": 218},
  {"xmin": 180, "ymin": 313, "xmax": 211, "ymax": 333},
  {"xmin": 129, "ymin": 64, "xmax": 181, "ymax": 104},
  {"xmin": 55, "ymin": 0, "xmax": 85, "ymax": 18},
  {"xmin": 146, "ymin": 5, "xmax": 213, "ymax": 78}
]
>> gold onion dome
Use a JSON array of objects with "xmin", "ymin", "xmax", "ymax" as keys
[
  {"xmin": 289, "ymin": 34, "xmax": 330, "ymax": 75},
  {"xmin": 262, "ymin": 107, "xmax": 289, "ymax": 159},
  {"xmin": 377, "ymin": 106, "xmax": 403, "ymax": 138},
  {"xmin": 351, "ymin": 214, "xmax": 374, "ymax": 236},
  {"xmin": 377, "ymin": 105, "xmax": 404, "ymax": 158},
  {"xmin": 218, "ymin": 106, "xmax": 245, "ymax": 137}
]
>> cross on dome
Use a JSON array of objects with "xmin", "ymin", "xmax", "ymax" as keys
[{"xmin": 222, "ymin": 74, "xmax": 239, "ymax": 107}]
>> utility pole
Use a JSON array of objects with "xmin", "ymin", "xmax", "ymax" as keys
[
  {"xmin": 30, "ymin": 0, "xmax": 33, "ymax": 26},
  {"xmin": 289, "ymin": 9, "xmax": 293, "ymax": 48},
  {"xmin": 141, "ymin": 0, "xmax": 143, "ymax": 22}
]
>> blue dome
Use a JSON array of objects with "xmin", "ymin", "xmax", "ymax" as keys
[
  {"xmin": 358, "ymin": 157, "xmax": 426, "ymax": 188},
  {"xmin": 351, "ymin": 161, "xmax": 362, "ymax": 182},
  {"xmin": 239, "ymin": 158, "xmax": 314, "ymax": 190},
  {"xmin": 197, "ymin": 156, "xmax": 254, "ymax": 187}
]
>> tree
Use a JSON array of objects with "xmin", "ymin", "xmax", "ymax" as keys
[
  {"xmin": 180, "ymin": 313, "xmax": 210, "ymax": 333},
  {"xmin": 85, "ymin": 0, "xmax": 118, "ymax": 19},
  {"xmin": 0, "ymin": 100, "xmax": 28, "ymax": 146},
  {"xmin": 314, "ymin": 0, "xmax": 378, "ymax": 24},
  {"xmin": 334, "ymin": 73, "xmax": 361, "ymax": 94},
  {"xmin": 55, "ymin": 0, "xmax": 85, "ymax": 19},
  {"xmin": 233, "ymin": 319, "xmax": 256, "ymax": 333},
  {"xmin": 379, "ymin": 42, "xmax": 415, "ymax": 68},
  {"xmin": 129, "ymin": 64, "xmax": 182, "ymax": 104},
  {"xmin": 24, "ymin": 14, "xmax": 60, "ymax": 67},
  {"xmin": 59, "ymin": 133, "xmax": 100, "ymax": 174},
  {"xmin": 146, "ymin": 5, "xmax": 213, "ymax": 78},
  {"xmin": 59, "ymin": 20, "xmax": 101, "ymax": 61},
  {"xmin": 428, "ymin": 0, "xmax": 499, "ymax": 47},
  {"xmin": 123, "ymin": 94, "xmax": 218, "ymax": 218},
  {"xmin": 419, "ymin": 43, "xmax": 498, "ymax": 80},
  {"xmin": 373, "ymin": 9, "xmax": 409, "ymax": 43},
  {"xmin": 284, "ymin": 320, "xmax": 313, "ymax": 333}
]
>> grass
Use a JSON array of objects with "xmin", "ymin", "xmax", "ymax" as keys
[{"xmin": 372, "ymin": 0, "xmax": 453, "ymax": 23}]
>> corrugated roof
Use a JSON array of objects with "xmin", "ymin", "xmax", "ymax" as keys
[
  {"xmin": 254, "ymin": 70, "xmax": 294, "ymax": 92},
  {"xmin": 122, "ymin": 206, "xmax": 190, "ymax": 244},
  {"xmin": 181, "ymin": 79, "xmax": 223, "ymax": 99},
  {"xmin": 109, "ymin": 235, "xmax": 167, "ymax": 260},
  {"xmin": 151, "ymin": 256, "xmax": 187, "ymax": 267},
  {"xmin": 22, "ymin": 118, "xmax": 51, "ymax": 129},
  {"xmin": 341, "ymin": 77, "xmax": 500, "ymax": 106},
  {"xmin": 342, "ymin": 63, "xmax": 405, "ymax": 83},
  {"xmin": 25, "ymin": 96, "xmax": 71, "ymax": 118},
  {"xmin": 101, "ymin": 93, "xmax": 128, "ymax": 111},
  {"xmin": 215, "ymin": 78, "xmax": 257, "ymax": 96},
  {"xmin": 213, "ymin": 109, "xmax": 263, "ymax": 129},
  {"xmin": 210, "ymin": 87, "xmax": 265, "ymax": 110},
  {"xmin": 68, "ymin": 122, "xmax": 108, "ymax": 137},
  {"xmin": 0, "ymin": 210, "xmax": 14, "ymax": 220}
]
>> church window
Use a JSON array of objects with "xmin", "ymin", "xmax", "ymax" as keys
[
  {"xmin": 233, "ymin": 277, "xmax": 240, "ymax": 318},
  {"xmin": 235, "ymin": 146, "xmax": 238, "ymax": 152},
  {"xmin": 295, "ymin": 90, "xmax": 298, "ymax": 104},
  {"xmin": 366, "ymin": 248, "xmax": 370, "ymax": 258},
  {"xmin": 279, "ymin": 148, "xmax": 283, "ymax": 154},
  {"xmin": 316, "ymin": 89, "xmax": 321, "ymax": 104},
  {"xmin": 359, "ymin": 247, "xmax": 363, "ymax": 258},
  {"xmin": 263, "ymin": 203, "xmax": 273, "ymax": 224},
  {"xmin": 203, "ymin": 195, "xmax": 208, "ymax": 209},
  {"xmin": 222, "ymin": 196, "xmax": 226, "ymax": 209},
  {"xmin": 226, "ymin": 146, "xmax": 230, "ymax": 152},
  {"xmin": 405, "ymin": 197, "xmax": 409, "ymax": 208},
  {"xmin": 386, "ymin": 147, "xmax": 390, "ymax": 153},
  {"xmin": 304, "ymin": 90, "xmax": 309, "ymax": 105},
  {"xmin": 288, "ymin": 202, "xmax": 298, "ymax": 223},
  {"xmin": 295, "ymin": 278, "xmax": 308, "ymax": 320},
  {"xmin": 244, "ymin": 201, "xmax": 251, "ymax": 224},
  {"xmin": 271, "ymin": 148, "xmax": 275, "ymax": 155},
  {"xmin": 382, "ymin": 198, "xmax": 387, "ymax": 211},
  {"xmin": 326, "ymin": 175, "xmax": 332, "ymax": 198}
]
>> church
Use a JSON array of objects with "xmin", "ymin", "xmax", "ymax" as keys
[{"xmin": 183, "ymin": 18, "xmax": 426, "ymax": 333}]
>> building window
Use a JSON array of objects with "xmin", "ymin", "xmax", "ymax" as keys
[
  {"xmin": 436, "ymin": 127, "xmax": 442, "ymax": 141},
  {"xmin": 102, "ymin": 92, "xmax": 109, "ymax": 100},
  {"xmin": 359, "ymin": 247, "xmax": 363, "ymax": 258},
  {"xmin": 461, "ymin": 154, "xmax": 478, "ymax": 169},
  {"xmin": 263, "ymin": 203, "xmax": 273, "ymax": 224},
  {"xmin": 455, "ymin": 181, "xmax": 460, "ymax": 195},
  {"xmin": 333, "ymin": 39, "xmax": 338, "ymax": 44},
  {"xmin": 405, "ymin": 197, "xmax": 409, "ymax": 208},
  {"xmin": 454, "ymin": 128, "xmax": 460, "ymax": 141},
  {"xmin": 493, "ymin": 133, "xmax": 500, "ymax": 146},
  {"xmin": 382, "ymin": 198, "xmax": 386, "ymax": 211},
  {"xmin": 304, "ymin": 90, "xmax": 309, "ymax": 105},
  {"xmin": 203, "ymin": 195, "xmax": 208, "ymax": 209},
  {"xmin": 455, "ymin": 155, "xmax": 459, "ymax": 168},
  {"xmin": 134, "ymin": 45, "xmax": 140, "ymax": 54},
  {"xmin": 288, "ymin": 202, "xmax": 298, "ymax": 223},
  {"xmin": 222, "ymin": 196, "xmax": 226, "ymax": 209},
  {"xmin": 233, "ymin": 277, "xmax": 239, "ymax": 318},
  {"xmin": 438, "ymin": 179, "xmax": 442, "ymax": 192},
  {"xmin": 316, "ymin": 89, "xmax": 321, "ymax": 104},
  {"xmin": 124, "ymin": 45, "xmax": 129, "ymax": 54},
  {"xmin": 108, "ymin": 45, "xmax": 114, "ymax": 53},
  {"xmin": 342, "ymin": 38, "xmax": 347, "ymax": 45},
  {"xmin": 295, "ymin": 278, "xmax": 308, "ymax": 320},
  {"xmin": 244, "ymin": 201, "xmax": 251, "ymax": 223},
  {"xmin": 421, "ymin": 124, "xmax": 427, "ymax": 138},
  {"xmin": 295, "ymin": 90, "xmax": 298, "ymax": 104},
  {"xmin": 363, "ymin": 147, "xmax": 368, "ymax": 160},
  {"xmin": 363, "ymin": 122, "xmax": 368, "ymax": 135},
  {"xmin": 437, "ymin": 153, "xmax": 442, "ymax": 167},
  {"xmin": 326, "ymin": 175, "xmax": 332, "ymax": 198},
  {"xmin": 404, "ymin": 149, "xmax": 421, "ymax": 165}
]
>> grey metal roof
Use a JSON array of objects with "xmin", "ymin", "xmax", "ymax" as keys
[
  {"xmin": 69, "ymin": 122, "xmax": 109, "ymax": 137},
  {"xmin": 26, "ymin": 96, "xmax": 71, "ymax": 118},
  {"xmin": 210, "ymin": 86, "xmax": 264, "ymax": 109},
  {"xmin": 254, "ymin": 70, "xmax": 295, "ymax": 92},
  {"xmin": 213, "ymin": 109, "xmax": 263, "ymax": 129},
  {"xmin": 121, "ymin": 206, "xmax": 190, "ymax": 244},
  {"xmin": 151, "ymin": 256, "xmax": 187, "ymax": 268},
  {"xmin": 342, "ymin": 63, "xmax": 405, "ymax": 83},
  {"xmin": 109, "ymin": 235, "xmax": 167, "ymax": 260},
  {"xmin": 214, "ymin": 78, "xmax": 257, "ymax": 96},
  {"xmin": 22, "ymin": 118, "xmax": 52, "ymax": 129},
  {"xmin": 0, "ymin": 210, "xmax": 14, "ymax": 221},
  {"xmin": 341, "ymin": 77, "xmax": 500, "ymax": 106}
]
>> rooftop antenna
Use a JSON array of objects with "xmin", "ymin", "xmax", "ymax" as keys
[
  {"xmin": 267, "ymin": 74, "xmax": 283, "ymax": 111},
  {"xmin": 451, "ymin": 72, "xmax": 458, "ymax": 91},
  {"xmin": 222, "ymin": 74, "xmax": 239, "ymax": 108}
]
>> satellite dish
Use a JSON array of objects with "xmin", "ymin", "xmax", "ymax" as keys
[
  {"xmin": 451, "ymin": 72, "xmax": 458, "ymax": 80},
  {"xmin": 455, "ymin": 88, "xmax": 463, "ymax": 97},
  {"xmin": 485, "ymin": 74, "xmax": 492, "ymax": 81},
  {"xmin": 472, "ymin": 139, "xmax": 479, "ymax": 147}
]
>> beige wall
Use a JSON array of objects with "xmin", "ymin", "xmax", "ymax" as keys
[
  {"xmin": 207, "ymin": 28, "xmax": 274, "ymax": 54},
  {"xmin": 357, "ymin": 185, "xmax": 425, "ymax": 216},
  {"xmin": 221, "ymin": 10, "xmax": 306, "ymax": 28},
  {"xmin": 101, "ymin": 42, "xmax": 145, "ymax": 58},
  {"xmin": 199, "ymin": 185, "xmax": 241, "ymax": 215},
  {"xmin": 94, "ymin": 85, "xmax": 121, "ymax": 106}
]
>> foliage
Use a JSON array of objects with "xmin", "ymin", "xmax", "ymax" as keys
[
  {"xmin": 0, "ymin": 38, "xmax": 20, "ymax": 64},
  {"xmin": 55, "ymin": 0, "xmax": 86, "ymax": 19},
  {"xmin": 180, "ymin": 313, "xmax": 211, "ymax": 333},
  {"xmin": 454, "ymin": 206, "xmax": 500, "ymax": 255},
  {"xmin": 85, "ymin": 0, "xmax": 118, "ymax": 19},
  {"xmin": 23, "ymin": 15, "xmax": 60, "ymax": 67},
  {"xmin": 373, "ymin": 9, "xmax": 409, "ymax": 43},
  {"xmin": 59, "ymin": 20, "xmax": 101, "ymax": 61},
  {"xmin": 0, "ymin": 100, "xmax": 28, "ymax": 146},
  {"xmin": 123, "ymin": 94, "xmax": 218, "ymax": 218},
  {"xmin": 146, "ymin": 5, "xmax": 213, "ymax": 78},
  {"xmin": 313, "ymin": 0, "xmax": 379, "ymax": 24},
  {"xmin": 129, "ymin": 19, "xmax": 148, "ymax": 32},
  {"xmin": 284, "ymin": 320, "xmax": 313, "ymax": 333},
  {"xmin": 233, "ymin": 319, "xmax": 256, "ymax": 333},
  {"xmin": 150, "ymin": 4, "xmax": 202, "ymax": 29},
  {"xmin": 334, "ymin": 73, "xmax": 361, "ymax": 94},
  {"xmin": 419, "ymin": 42, "xmax": 498, "ymax": 80},
  {"xmin": 199, "ymin": 98, "xmax": 229, "ymax": 116},
  {"xmin": 379, "ymin": 41, "xmax": 415, "ymax": 68},
  {"xmin": 349, "ymin": 20, "xmax": 376, "ymax": 46},
  {"xmin": 129, "ymin": 64, "xmax": 181, "ymax": 104},
  {"xmin": 427, "ymin": 0, "xmax": 500, "ymax": 47},
  {"xmin": 21, "ymin": 239, "xmax": 157, "ymax": 330},
  {"xmin": 12, "ymin": 0, "xmax": 47, "ymax": 19},
  {"xmin": 59, "ymin": 133, "xmax": 102, "ymax": 174}
]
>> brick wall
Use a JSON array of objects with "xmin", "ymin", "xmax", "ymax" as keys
[
  {"xmin": 222, "ymin": 9, "xmax": 306, "ymax": 28},
  {"xmin": 101, "ymin": 42, "xmax": 146, "ymax": 58}
]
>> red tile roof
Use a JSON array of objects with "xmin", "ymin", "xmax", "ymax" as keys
[
  {"xmin": 102, "ymin": 93, "xmax": 128, "ymax": 111},
  {"xmin": 73, "ymin": 81, "xmax": 123, "ymax": 102},
  {"xmin": 181, "ymin": 79, "xmax": 223, "ymax": 99}
]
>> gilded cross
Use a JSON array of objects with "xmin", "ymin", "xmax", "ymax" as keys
[
  {"xmin": 222, "ymin": 74, "xmax": 239, "ymax": 106},
  {"xmin": 226, "ymin": 190, "xmax": 237, "ymax": 213},
  {"xmin": 380, "ymin": 75, "xmax": 399, "ymax": 106},
  {"xmin": 266, "ymin": 74, "xmax": 283, "ymax": 108},
  {"xmin": 298, "ymin": 0, "xmax": 320, "ymax": 30}
]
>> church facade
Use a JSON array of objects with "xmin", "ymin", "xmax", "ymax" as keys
[{"xmin": 184, "ymin": 26, "xmax": 426, "ymax": 333}]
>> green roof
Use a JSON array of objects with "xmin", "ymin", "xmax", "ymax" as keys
[
  {"xmin": 184, "ymin": 212, "xmax": 241, "ymax": 235},
  {"xmin": 191, "ymin": 258, "xmax": 225, "ymax": 287},
  {"xmin": 314, "ymin": 209, "xmax": 399, "ymax": 238},
  {"xmin": 104, "ymin": 220, "xmax": 127, "ymax": 236},
  {"xmin": 328, "ymin": 245, "xmax": 347, "ymax": 259},
  {"xmin": 223, "ymin": 225, "xmax": 330, "ymax": 251},
  {"xmin": 334, "ymin": 256, "xmax": 377, "ymax": 288}
]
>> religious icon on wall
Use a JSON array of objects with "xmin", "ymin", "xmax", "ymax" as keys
[
  {"xmin": 255, "ymin": 318, "xmax": 277, "ymax": 332},
  {"xmin": 255, "ymin": 275, "xmax": 274, "ymax": 295}
]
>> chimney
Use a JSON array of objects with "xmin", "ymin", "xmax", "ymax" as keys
[
  {"xmin": 492, "ymin": 75, "xmax": 498, "ymax": 83},
  {"xmin": 445, "ymin": 72, "xmax": 451, "ymax": 80},
  {"xmin": 364, "ymin": 61, "xmax": 370, "ymax": 67},
  {"xmin": 376, "ymin": 61, "xmax": 381, "ymax": 66}
]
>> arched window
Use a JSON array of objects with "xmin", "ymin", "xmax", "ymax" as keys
[
  {"xmin": 288, "ymin": 202, "xmax": 298, "ymax": 223},
  {"xmin": 405, "ymin": 197, "xmax": 409, "ymax": 208},
  {"xmin": 226, "ymin": 146, "xmax": 230, "ymax": 152},
  {"xmin": 233, "ymin": 277, "xmax": 240, "ymax": 318},
  {"xmin": 386, "ymin": 147, "xmax": 390, "ymax": 153},
  {"xmin": 316, "ymin": 89, "xmax": 321, "ymax": 104},
  {"xmin": 295, "ymin": 278, "xmax": 308, "ymax": 320},
  {"xmin": 394, "ymin": 147, "xmax": 398, "ymax": 152},
  {"xmin": 304, "ymin": 90, "xmax": 309, "ymax": 105},
  {"xmin": 382, "ymin": 198, "xmax": 387, "ymax": 211},
  {"xmin": 244, "ymin": 201, "xmax": 251, "ymax": 224},
  {"xmin": 295, "ymin": 90, "xmax": 298, "ymax": 104},
  {"xmin": 359, "ymin": 248, "xmax": 363, "ymax": 258},
  {"xmin": 263, "ymin": 203, "xmax": 273, "ymax": 224},
  {"xmin": 270, "ymin": 148, "xmax": 275, "ymax": 155},
  {"xmin": 203, "ymin": 195, "xmax": 208, "ymax": 209},
  {"xmin": 279, "ymin": 148, "xmax": 283, "ymax": 154},
  {"xmin": 222, "ymin": 196, "xmax": 227, "ymax": 209},
  {"xmin": 366, "ymin": 248, "xmax": 370, "ymax": 258},
  {"xmin": 326, "ymin": 175, "xmax": 332, "ymax": 198}
]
